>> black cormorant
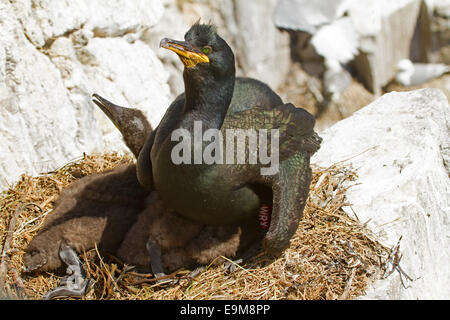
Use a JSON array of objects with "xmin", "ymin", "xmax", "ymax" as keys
[{"xmin": 137, "ymin": 22, "xmax": 321, "ymax": 255}]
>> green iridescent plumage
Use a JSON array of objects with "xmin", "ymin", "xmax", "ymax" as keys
[{"xmin": 136, "ymin": 23, "xmax": 322, "ymax": 255}]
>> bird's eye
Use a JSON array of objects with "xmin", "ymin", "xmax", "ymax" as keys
[{"xmin": 202, "ymin": 46, "xmax": 212, "ymax": 54}]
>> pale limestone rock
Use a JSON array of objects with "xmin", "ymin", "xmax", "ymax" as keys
[
  {"xmin": 141, "ymin": 0, "xmax": 193, "ymax": 98},
  {"xmin": 274, "ymin": 0, "xmax": 358, "ymax": 82},
  {"xmin": 0, "ymin": 0, "xmax": 170, "ymax": 191},
  {"xmin": 274, "ymin": 0, "xmax": 423, "ymax": 95},
  {"xmin": 273, "ymin": 0, "xmax": 355, "ymax": 33},
  {"xmin": 0, "ymin": 1, "xmax": 80, "ymax": 188},
  {"xmin": 351, "ymin": 0, "xmax": 422, "ymax": 95},
  {"xmin": 13, "ymin": 0, "xmax": 164, "ymax": 45},
  {"xmin": 232, "ymin": 0, "xmax": 291, "ymax": 90},
  {"xmin": 312, "ymin": 88, "xmax": 450, "ymax": 299}
]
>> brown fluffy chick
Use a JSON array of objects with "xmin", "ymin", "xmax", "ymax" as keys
[
  {"xmin": 23, "ymin": 163, "xmax": 149, "ymax": 273},
  {"xmin": 23, "ymin": 95, "xmax": 153, "ymax": 274}
]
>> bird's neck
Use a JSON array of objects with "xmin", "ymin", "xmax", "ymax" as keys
[
  {"xmin": 119, "ymin": 114, "xmax": 152, "ymax": 159},
  {"xmin": 183, "ymin": 71, "xmax": 234, "ymax": 128}
]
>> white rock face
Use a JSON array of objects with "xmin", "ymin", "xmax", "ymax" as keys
[
  {"xmin": 13, "ymin": 0, "xmax": 164, "ymax": 46},
  {"xmin": 273, "ymin": 0, "xmax": 355, "ymax": 33},
  {"xmin": 351, "ymin": 0, "xmax": 422, "ymax": 95},
  {"xmin": 232, "ymin": 0, "xmax": 291, "ymax": 90},
  {"xmin": 312, "ymin": 88, "xmax": 450, "ymax": 299},
  {"xmin": 0, "ymin": 0, "xmax": 171, "ymax": 191},
  {"xmin": 274, "ymin": 0, "xmax": 423, "ymax": 95}
]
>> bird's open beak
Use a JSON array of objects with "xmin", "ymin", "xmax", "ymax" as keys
[{"xmin": 160, "ymin": 38, "xmax": 209, "ymax": 68}]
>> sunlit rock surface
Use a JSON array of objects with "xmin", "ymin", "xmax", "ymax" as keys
[
  {"xmin": 313, "ymin": 88, "xmax": 450, "ymax": 299},
  {"xmin": 0, "ymin": 0, "xmax": 170, "ymax": 191}
]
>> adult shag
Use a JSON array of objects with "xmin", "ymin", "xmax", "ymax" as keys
[{"xmin": 107, "ymin": 23, "xmax": 321, "ymax": 256}]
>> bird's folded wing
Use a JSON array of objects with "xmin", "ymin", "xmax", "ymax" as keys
[{"xmin": 222, "ymin": 103, "xmax": 322, "ymax": 160}]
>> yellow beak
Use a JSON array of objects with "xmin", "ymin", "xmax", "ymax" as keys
[{"xmin": 160, "ymin": 38, "xmax": 209, "ymax": 68}]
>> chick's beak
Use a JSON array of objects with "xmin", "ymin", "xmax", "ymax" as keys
[
  {"xmin": 160, "ymin": 38, "xmax": 209, "ymax": 68},
  {"xmin": 92, "ymin": 93, "xmax": 125, "ymax": 131}
]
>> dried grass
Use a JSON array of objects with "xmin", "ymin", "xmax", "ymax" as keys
[{"xmin": 0, "ymin": 153, "xmax": 390, "ymax": 300}]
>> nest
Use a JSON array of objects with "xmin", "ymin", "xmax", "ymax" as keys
[{"xmin": 0, "ymin": 153, "xmax": 391, "ymax": 300}]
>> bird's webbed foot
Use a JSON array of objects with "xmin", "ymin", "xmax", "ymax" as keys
[{"xmin": 43, "ymin": 241, "xmax": 93, "ymax": 300}]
